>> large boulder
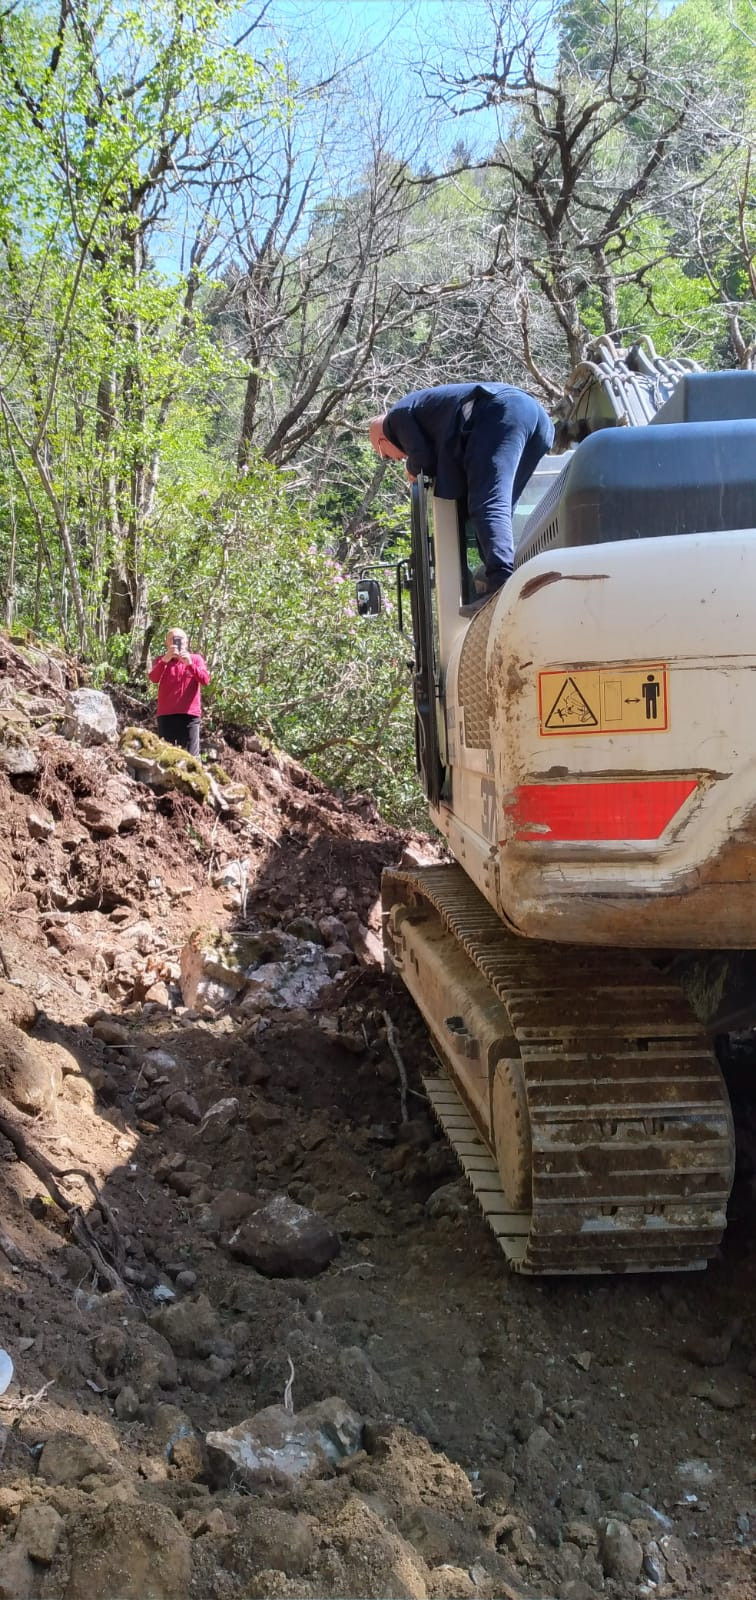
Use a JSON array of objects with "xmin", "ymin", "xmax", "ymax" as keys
[
  {"xmin": 62, "ymin": 689, "xmax": 118, "ymax": 746},
  {"xmin": 0, "ymin": 1022, "xmax": 70, "ymax": 1116},
  {"xmin": 180, "ymin": 927, "xmax": 334, "ymax": 1014},
  {"xmin": 148, "ymin": 1292, "xmax": 220, "ymax": 1358},
  {"xmin": 79, "ymin": 780, "xmax": 141, "ymax": 836},
  {"xmin": 38, "ymin": 1433, "xmax": 110, "ymax": 1486},
  {"xmin": 228, "ymin": 1195, "xmax": 340, "ymax": 1278},
  {"xmin": 206, "ymin": 1396, "xmax": 363, "ymax": 1489},
  {"xmin": 64, "ymin": 1502, "xmax": 191, "ymax": 1600}
]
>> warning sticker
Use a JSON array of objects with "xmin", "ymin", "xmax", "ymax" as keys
[{"xmin": 539, "ymin": 664, "xmax": 668, "ymax": 737}]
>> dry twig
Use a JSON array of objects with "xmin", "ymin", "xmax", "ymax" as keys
[{"xmin": 382, "ymin": 1010, "xmax": 409, "ymax": 1123}]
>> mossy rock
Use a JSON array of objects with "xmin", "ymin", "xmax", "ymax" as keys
[
  {"xmin": 207, "ymin": 761, "xmax": 233, "ymax": 787},
  {"xmin": 120, "ymin": 726, "xmax": 211, "ymax": 802}
]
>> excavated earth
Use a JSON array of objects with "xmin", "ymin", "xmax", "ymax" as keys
[{"xmin": 0, "ymin": 633, "xmax": 755, "ymax": 1600}]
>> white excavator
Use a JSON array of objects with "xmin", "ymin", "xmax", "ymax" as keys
[{"xmin": 359, "ymin": 338, "xmax": 756, "ymax": 1275}]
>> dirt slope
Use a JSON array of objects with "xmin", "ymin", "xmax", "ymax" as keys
[{"xmin": 0, "ymin": 633, "xmax": 755, "ymax": 1600}]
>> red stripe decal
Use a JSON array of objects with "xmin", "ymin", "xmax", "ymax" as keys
[{"xmin": 506, "ymin": 779, "xmax": 698, "ymax": 842}]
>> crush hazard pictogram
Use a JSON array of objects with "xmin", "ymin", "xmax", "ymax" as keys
[
  {"xmin": 543, "ymin": 676, "xmax": 599, "ymax": 730},
  {"xmin": 538, "ymin": 663, "xmax": 669, "ymax": 736}
]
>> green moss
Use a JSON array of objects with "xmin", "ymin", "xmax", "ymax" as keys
[
  {"xmin": 207, "ymin": 761, "xmax": 233, "ymax": 787},
  {"xmin": 120, "ymin": 725, "xmax": 211, "ymax": 801}
]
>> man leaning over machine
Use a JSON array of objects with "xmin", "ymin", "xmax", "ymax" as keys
[{"xmin": 369, "ymin": 382, "xmax": 554, "ymax": 597}]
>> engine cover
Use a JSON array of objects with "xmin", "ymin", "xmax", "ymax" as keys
[{"xmin": 516, "ymin": 417, "xmax": 756, "ymax": 566}]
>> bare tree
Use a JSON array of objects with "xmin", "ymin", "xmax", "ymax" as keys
[{"xmin": 416, "ymin": 0, "xmax": 747, "ymax": 387}]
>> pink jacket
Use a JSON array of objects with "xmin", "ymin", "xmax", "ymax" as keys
[{"xmin": 149, "ymin": 653, "xmax": 210, "ymax": 717}]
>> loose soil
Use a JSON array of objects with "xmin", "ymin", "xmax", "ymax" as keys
[{"xmin": 1, "ymin": 633, "xmax": 755, "ymax": 1600}]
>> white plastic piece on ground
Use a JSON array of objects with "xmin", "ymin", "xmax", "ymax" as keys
[{"xmin": 0, "ymin": 1349, "xmax": 14, "ymax": 1397}]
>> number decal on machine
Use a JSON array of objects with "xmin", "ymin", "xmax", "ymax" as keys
[{"xmin": 538, "ymin": 664, "xmax": 669, "ymax": 736}]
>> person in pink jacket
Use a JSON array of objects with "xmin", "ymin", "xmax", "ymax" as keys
[{"xmin": 148, "ymin": 628, "xmax": 210, "ymax": 757}]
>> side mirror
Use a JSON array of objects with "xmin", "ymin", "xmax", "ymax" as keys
[{"xmin": 356, "ymin": 578, "xmax": 382, "ymax": 617}]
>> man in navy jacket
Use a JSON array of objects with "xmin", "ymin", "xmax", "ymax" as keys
[{"xmin": 369, "ymin": 383, "xmax": 554, "ymax": 594}]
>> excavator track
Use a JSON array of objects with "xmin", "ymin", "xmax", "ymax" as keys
[{"xmin": 383, "ymin": 865, "xmax": 735, "ymax": 1275}]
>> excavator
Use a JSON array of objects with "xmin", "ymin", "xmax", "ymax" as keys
[{"xmin": 359, "ymin": 338, "xmax": 756, "ymax": 1275}]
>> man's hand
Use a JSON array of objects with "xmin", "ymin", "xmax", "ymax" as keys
[{"xmin": 176, "ymin": 648, "xmax": 193, "ymax": 665}]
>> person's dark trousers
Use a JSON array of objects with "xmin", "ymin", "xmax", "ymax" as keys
[
  {"xmin": 462, "ymin": 390, "xmax": 554, "ymax": 587},
  {"xmin": 157, "ymin": 714, "xmax": 201, "ymax": 758}
]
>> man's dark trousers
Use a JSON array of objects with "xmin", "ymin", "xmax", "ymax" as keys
[
  {"xmin": 382, "ymin": 383, "xmax": 554, "ymax": 588},
  {"xmin": 462, "ymin": 389, "xmax": 554, "ymax": 587},
  {"xmin": 157, "ymin": 714, "xmax": 201, "ymax": 757}
]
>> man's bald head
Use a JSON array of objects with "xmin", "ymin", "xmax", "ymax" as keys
[{"xmin": 368, "ymin": 415, "xmax": 406, "ymax": 461}]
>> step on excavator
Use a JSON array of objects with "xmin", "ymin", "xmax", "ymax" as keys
[{"xmin": 361, "ymin": 339, "xmax": 756, "ymax": 1274}]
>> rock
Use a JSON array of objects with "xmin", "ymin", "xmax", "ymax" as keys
[
  {"xmin": 92, "ymin": 1326, "xmax": 129, "ymax": 1376},
  {"xmin": 182, "ymin": 1355, "xmax": 235, "ymax": 1394},
  {"xmin": 350, "ymin": 922, "xmax": 383, "ymax": 966},
  {"xmin": 144, "ymin": 983, "xmax": 171, "ymax": 1007},
  {"xmin": 38, "ymin": 1432, "xmax": 110, "ymax": 1486},
  {"xmin": 285, "ymin": 916, "xmax": 322, "ymax": 943},
  {"xmin": 80, "ymin": 786, "xmax": 141, "ymax": 836},
  {"xmin": 425, "ymin": 1181, "xmax": 469, "ymax": 1221},
  {"xmin": 179, "ymin": 929, "xmax": 264, "ymax": 1009},
  {"xmin": 175, "ymin": 1270, "xmax": 197, "ymax": 1293},
  {"xmin": 149, "ymin": 1293, "xmax": 221, "ymax": 1358},
  {"xmin": 0, "ymin": 728, "xmax": 38, "ymax": 777},
  {"xmin": 676, "ymin": 1457, "xmax": 715, "ymax": 1487},
  {"xmin": 206, "ymin": 1396, "xmax": 362, "ymax": 1488},
  {"xmin": 222, "ymin": 1506, "xmax": 316, "ymax": 1578},
  {"xmin": 62, "ymin": 688, "xmax": 118, "ymax": 746},
  {"xmin": 164, "ymin": 1090, "xmax": 202, "ymax": 1124},
  {"xmin": 598, "ymin": 1519, "xmax": 643, "ymax": 1582},
  {"xmin": 16, "ymin": 1502, "xmax": 63, "ymax": 1564},
  {"xmin": 685, "ymin": 1331, "xmax": 732, "ymax": 1367},
  {"xmin": 401, "ymin": 846, "xmax": 437, "ymax": 870},
  {"xmin": 150, "ymin": 1403, "xmax": 203, "ymax": 1475},
  {"xmin": 0, "ymin": 1542, "xmax": 35, "ymax": 1599},
  {"xmin": 114, "ymin": 1385, "xmax": 141, "ymax": 1421},
  {"xmin": 64, "ymin": 1501, "xmax": 191, "ymax": 1600},
  {"xmin": 144, "ymin": 1050, "xmax": 178, "ymax": 1074},
  {"xmin": 61, "ymin": 1075, "xmax": 96, "ymax": 1108},
  {"xmin": 0, "ymin": 982, "xmax": 37, "ymax": 1031},
  {"xmin": 126, "ymin": 1324, "xmax": 179, "ymax": 1401},
  {"xmin": 228, "ymin": 1195, "xmax": 340, "ymax": 1278},
  {"xmin": 27, "ymin": 807, "xmax": 55, "ymax": 840},
  {"xmin": 688, "ymin": 1374, "xmax": 744, "ymax": 1409},
  {"xmin": 91, "ymin": 1018, "xmax": 129, "ymax": 1046},
  {"xmin": 0, "ymin": 1022, "xmax": 63, "ymax": 1116},
  {"xmin": 208, "ymin": 1189, "xmax": 258, "ymax": 1225},
  {"xmin": 564, "ymin": 1520, "xmax": 598, "ymax": 1549},
  {"xmin": 318, "ymin": 915, "xmax": 349, "ymax": 946},
  {"xmin": 238, "ymin": 944, "xmax": 335, "ymax": 1014},
  {"xmin": 211, "ymin": 859, "xmax": 250, "ymax": 892},
  {"xmin": 658, "ymin": 1534, "xmax": 690, "ymax": 1585},
  {"xmin": 524, "ymin": 1425, "xmax": 557, "ymax": 1465},
  {"xmin": 643, "ymin": 1539, "xmax": 667, "ymax": 1585},
  {"xmin": 198, "ymin": 1097, "xmax": 240, "ymax": 1138}
]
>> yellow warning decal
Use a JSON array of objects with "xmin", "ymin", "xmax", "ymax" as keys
[{"xmin": 538, "ymin": 664, "xmax": 668, "ymax": 736}]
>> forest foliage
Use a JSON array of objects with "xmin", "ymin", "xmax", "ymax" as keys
[{"xmin": 0, "ymin": 0, "xmax": 753, "ymax": 821}]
